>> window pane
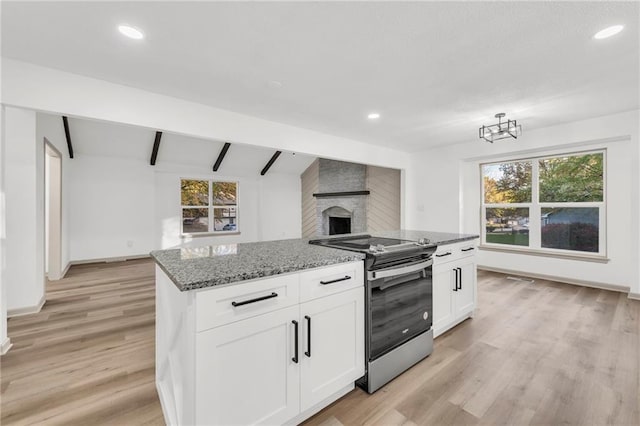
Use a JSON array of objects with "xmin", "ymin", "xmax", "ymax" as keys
[
  {"xmin": 541, "ymin": 208, "xmax": 599, "ymax": 252},
  {"xmin": 213, "ymin": 182, "xmax": 237, "ymax": 205},
  {"xmin": 482, "ymin": 161, "xmax": 532, "ymax": 203},
  {"xmin": 539, "ymin": 153, "xmax": 603, "ymax": 202},
  {"xmin": 181, "ymin": 180, "xmax": 209, "ymax": 206},
  {"xmin": 485, "ymin": 208, "xmax": 529, "ymax": 246},
  {"xmin": 213, "ymin": 207, "xmax": 237, "ymax": 231},
  {"xmin": 182, "ymin": 208, "xmax": 209, "ymax": 233}
]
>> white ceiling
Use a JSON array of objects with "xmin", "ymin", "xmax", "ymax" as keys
[
  {"xmin": 3, "ymin": 1, "xmax": 639, "ymax": 152},
  {"xmin": 65, "ymin": 115, "xmax": 316, "ymax": 176}
]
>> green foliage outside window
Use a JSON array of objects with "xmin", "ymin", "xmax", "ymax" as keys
[
  {"xmin": 539, "ymin": 153, "xmax": 603, "ymax": 202},
  {"xmin": 483, "ymin": 161, "xmax": 531, "ymax": 203},
  {"xmin": 181, "ymin": 180, "xmax": 208, "ymax": 206}
]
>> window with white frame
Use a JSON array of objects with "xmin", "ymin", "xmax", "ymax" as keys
[
  {"xmin": 181, "ymin": 179, "xmax": 238, "ymax": 234},
  {"xmin": 481, "ymin": 150, "xmax": 605, "ymax": 255}
]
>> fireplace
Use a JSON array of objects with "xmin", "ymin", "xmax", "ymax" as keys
[
  {"xmin": 321, "ymin": 206, "xmax": 354, "ymax": 236},
  {"xmin": 329, "ymin": 217, "xmax": 351, "ymax": 235}
]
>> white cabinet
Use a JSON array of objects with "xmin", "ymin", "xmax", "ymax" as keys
[
  {"xmin": 432, "ymin": 266, "xmax": 456, "ymax": 333},
  {"xmin": 432, "ymin": 239, "xmax": 478, "ymax": 338},
  {"xmin": 300, "ymin": 287, "xmax": 364, "ymax": 412},
  {"xmin": 156, "ymin": 261, "xmax": 364, "ymax": 426},
  {"xmin": 455, "ymin": 260, "xmax": 476, "ymax": 317},
  {"xmin": 196, "ymin": 305, "xmax": 300, "ymax": 426}
]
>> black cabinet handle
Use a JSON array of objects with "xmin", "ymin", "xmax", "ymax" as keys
[
  {"xmin": 304, "ymin": 315, "xmax": 311, "ymax": 357},
  {"xmin": 292, "ymin": 320, "xmax": 299, "ymax": 363},
  {"xmin": 436, "ymin": 252, "xmax": 452, "ymax": 258},
  {"xmin": 231, "ymin": 292, "xmax": 278, "ymax": 307},
  {"xmin": 453, "ymin": 268, "xmax": 459, "ymax": 291},
  {"xmin": 461, "ymin": 247, "xmax": 475, "ymax": 252},
  {"xmin": 457, "ymin": 267, "xmax": 462, "ymax": 290},
  {"xmin": 320, "ymin": 275, "xmax": 351, "ymax": 285}
]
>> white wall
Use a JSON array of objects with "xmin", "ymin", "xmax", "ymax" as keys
[
  {"xmin": 258, "ymin": 173, "xmax": 302, "ymax": 241},
  {"xmin": 406, "ymin": 110, "xmax": 640, "ymax": 294},
  {"xmin": 0, "ymin": 106, "xmax": 9, "ymax": 352},
  {"xmin": 4, "ymin": 106, "xmax": 45, "ymax": 312},
  {"xmin": 68, "ymin": 155, "xmax": 155, "ymax": 260}
]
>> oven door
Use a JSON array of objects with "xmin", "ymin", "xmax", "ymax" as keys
[{"xmin": 367, "ymin": 259, "xmax": 433, "ymax": 361}]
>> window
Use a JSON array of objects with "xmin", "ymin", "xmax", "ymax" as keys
[
  {"xmin": 481, "ymin": 151, "xmax": 605, "ymax": 256},
  {"xmin": 181, "ymin": 179, "xmax": 238, "ymax": 234}
]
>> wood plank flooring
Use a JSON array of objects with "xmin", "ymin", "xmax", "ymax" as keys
[
  {"xmin": 0, "ymin": 259, "xmax": 162, "ymax": 425},
  {"xmin": 1, "ymin": 261, "xmax": 639, "ymax": 425}
]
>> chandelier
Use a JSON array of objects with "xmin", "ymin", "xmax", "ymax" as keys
[{"xmin": 479, "ymin": 113, "xmax": 522, "ymax": 143}]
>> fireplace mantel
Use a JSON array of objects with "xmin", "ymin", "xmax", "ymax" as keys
[{"xmin": 312, "ymin": 190, "xmax": 370, "ymax": 198}]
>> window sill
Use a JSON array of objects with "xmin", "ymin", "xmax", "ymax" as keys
[
  {"xmin": 478, "ymin": 244, "xmax": 609, "ymax": 263},
  {"xmin": 181, "ymin": 231, "xmax": 241, "ymax": 238}
]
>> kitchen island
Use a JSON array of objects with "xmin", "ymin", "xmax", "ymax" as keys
[
  {"xmin": 151, "ymin": 238, "xmax": 367, "ymax": 426},
  {"xmin": 151, "ymin": 231, "xmax": 478, "ymax": 425}
]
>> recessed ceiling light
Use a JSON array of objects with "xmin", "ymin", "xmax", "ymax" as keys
[
  {"xmin": 267, "ymin": 80, "xmax": 283, "ymax": 89},
  {"xmin": 593, "ymin": 25, "xmax": 624, "ymax": 40},
  {"xmin": 367, "ymin": 113, "xmax": 381, "ymax": 120},
  {"xmin": 118, "ymin": 25, "xmax": 144, "ymax": 40}
]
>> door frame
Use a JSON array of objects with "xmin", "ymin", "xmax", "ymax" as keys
[{"xmin": 44, "ymin": 138, "xmax": 63, "ymax": 281}]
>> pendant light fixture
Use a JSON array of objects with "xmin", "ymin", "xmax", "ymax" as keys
[{"xmin": 479, "ymin": 113, "xmax": 522, "ymax": 143}]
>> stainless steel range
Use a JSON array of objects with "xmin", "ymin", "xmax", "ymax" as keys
[{"xmin": 309, "ymin": 234, "xmax": 436, "ymax": 393}]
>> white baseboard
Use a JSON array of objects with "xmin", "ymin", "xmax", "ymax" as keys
[
  {"xmin": 628, "ymin": 292, "xmax": 640, "ymax": 301},
  {"xmin": 7, "ymin": 293, "xmax": 46, "ymax": 318},
  {"xmin": 478, "ymin": 265, "xmax": 630, "ymax": 294},
  {"xmin": 69, "ymin": 254, "xmax": 151, "ymax": 266},
  {"xmin": 61, "ymin": 261, "xmax": 71, "ymax": 278},
  {"xmin": 1, "ymin": 337, "xmax": 12, "ymax": 355}
]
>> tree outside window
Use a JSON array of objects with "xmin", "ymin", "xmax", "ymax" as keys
[
  {"xmin": 181, "ymin": 179, "xmax": 238, "ymax": 234},
  {"xmin": 481, "ymin": 151, "xmax": 604, "ymax": 254}
]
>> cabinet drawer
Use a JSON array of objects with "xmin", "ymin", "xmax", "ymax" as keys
[
  {"xmin": 195, "ymin": 274, "xmax": 299, "ymax": 332},
  {"xmin": 299, "ymin": 261, "xmax": 364, "ymax": 303},
  {"xmin": 433, "ymin": 239, "xmax": 478, "ymax": 265}
]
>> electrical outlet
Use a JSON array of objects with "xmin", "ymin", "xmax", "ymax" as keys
[
  {"xmin": 417, "ymin": 203, "xmax": 425, "ymax": 212},
  {"xmin": 127, "ymin": 240, "xmax": 134, "ymax": 248}
]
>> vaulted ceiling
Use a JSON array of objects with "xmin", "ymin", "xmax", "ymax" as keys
[
  {"xmin": 3, "ymin": 1, "xmax": 639, "ymax": 152},
  {"xmin": 61, "ymin": 116, "xmax": 316, "ymax": 176}
]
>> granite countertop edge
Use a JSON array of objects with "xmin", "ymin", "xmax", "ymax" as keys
[{"xmin": 150, "ymin": 250, "xmax": 365, "ymax": 292}]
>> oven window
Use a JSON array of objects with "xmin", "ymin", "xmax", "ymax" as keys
[{"xmin": 369, "ymin": 269, "xmax": 433, "ymax": 360}]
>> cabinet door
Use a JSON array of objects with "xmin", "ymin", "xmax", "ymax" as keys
[
  {"xmin": 432, "ymin": 264, "xmax": 456, "ymax": 337},
  {"xmin": 300, "ymin": 287, "xmax": 364, "ymax": 412},
  {"xmin": 455, "ymin": 260, "xmax": 476, "ymax": 317},
  {"xmin": 195, "ymin": 305, "xmax": 300, "ymax": 426}
]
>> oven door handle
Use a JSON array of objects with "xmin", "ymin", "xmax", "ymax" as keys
[{"xmin": 367, "ymin": 259, "xmax": 433, "ymax": 280}]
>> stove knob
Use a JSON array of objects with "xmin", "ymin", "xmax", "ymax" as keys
[
  {"xmin": 369, "ymin": 245, "xmax": 378, "ymax": 253},
  {"xmin": 418, "ymin": 238, "xmax": 429, "ymax": 245},
  {"xmin": 376, "ymin": 244, "xmax": 385, "ymax": 252}
]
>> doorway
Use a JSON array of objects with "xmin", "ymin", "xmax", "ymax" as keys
[{"xmin": 45, "ymin": 139, "xmax": 62, "ymax": 280}]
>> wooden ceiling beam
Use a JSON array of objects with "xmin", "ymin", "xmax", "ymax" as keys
[
  {"xmin": 150, "ymin": 131, "xmax": 162, "ymax": 166},
  {"xmin": 62, "ymin": 116, "xmax": 74, "ymax": 159},
  {"xmin": 213, "ymin": 142, "xmax": 231, "ymax": 172},
  {"xmin": 260, "ymin": 151, "xmax": 282, "ymax": 176}
]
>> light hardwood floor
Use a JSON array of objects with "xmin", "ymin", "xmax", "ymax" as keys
[
  {"xmin": 0, "ymin": 259, "xmax": 162, "ymax": 425},
  {"xmin": 1, "ymin": 260, "xmax": 639, "ymax": 425}
]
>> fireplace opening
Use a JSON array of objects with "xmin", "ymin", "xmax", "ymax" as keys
[{"xmin": 329, "ymin": 217, "xmax": 351, "ymax": 235}]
